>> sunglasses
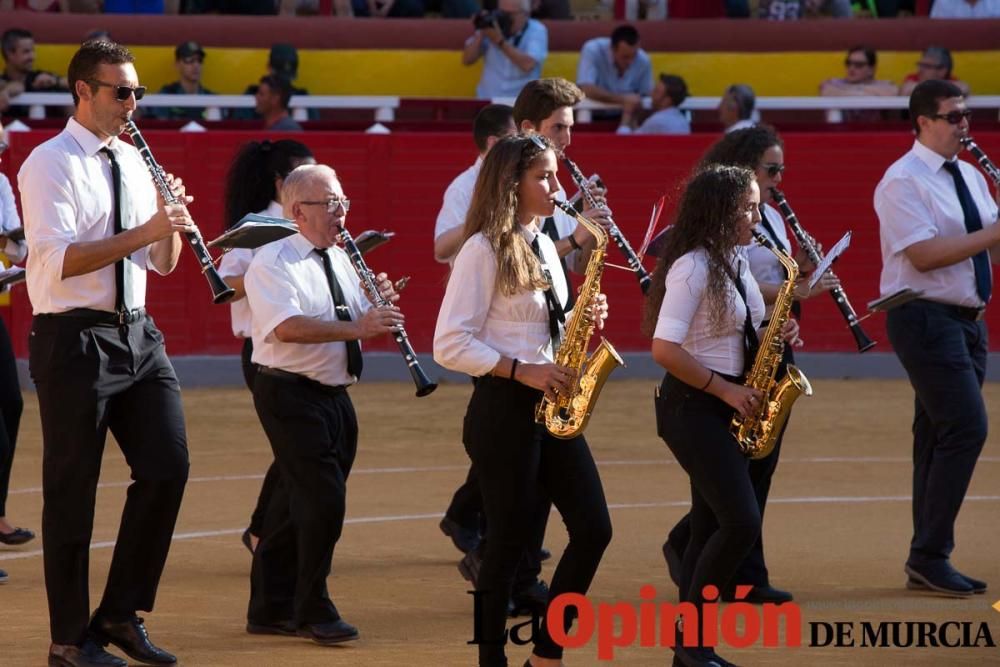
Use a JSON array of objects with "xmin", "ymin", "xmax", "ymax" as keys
[
  {"xmin": 301, "ymin": 198, "xmax": 351, "ymax": 214},
  {"xmin": 760, "ymin": 163, "xmax": 785, "ymax": 178},
  {"xmin": 844, "ymin": 59, "xmax": 870, "ymax": 68},
  {"xmin": 930, "ymin": 110, "xmax": 972, "ymax": 125},
  {"xmin": 86, "ymin": 79, "xmax": 147, "ymax": 101}
]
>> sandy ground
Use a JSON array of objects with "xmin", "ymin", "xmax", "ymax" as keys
[{"xmin": 1, "ymin": 378, "xmax": 998, "ymax": 666}]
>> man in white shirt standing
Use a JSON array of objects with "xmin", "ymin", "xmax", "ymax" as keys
[
  {"xmin": 462, "ymin": 0, "xmax": 548, "ymax": 98},
  {"xmin": 18, "ymin": 40, "xmax": 195, "ymax": 667},
  {"xmin": 575, "ymin": 25, "xmax": 653, "ymax": 121},
  {"xmin": 875, "ymin": 79, "xmax": 1000, "ymax": 598},
  {"xmin": 434, "ymin": 104, "xmax": 516, "ymax": 266},
  {"xmin": 244, "ymin": 164, "xmax": 402, "ymax": 647}
]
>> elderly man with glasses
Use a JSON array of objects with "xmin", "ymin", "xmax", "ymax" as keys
[{"xmin": 899, "ymin": 46, "xmax": 971, "ymax": 98}]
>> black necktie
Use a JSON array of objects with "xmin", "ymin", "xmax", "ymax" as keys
[
  {"xmin": 942, "ymin": 160, "xmax": 992, "ymax": 304},
  {"xmin": 540, "ymin": 216, "xmax": 576, "ymax": 310},
  {"xmin": 315, "ymin": 248, "xmax": 363, "ymax": 379},
  {"xmin": 100, "ymin": 147, "xmax": 132, "ymax": 312},
  {"xmin": 530, "ymin": 235, "xmax": 565, "ymax": 352},
  {"xmin": 732, "ymin": 260, "xmax": 760, "ymax": 375}
]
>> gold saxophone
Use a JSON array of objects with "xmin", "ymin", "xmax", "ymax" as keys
[
  {"xmin": 731, "ymin": 230, "xmax": 813, "ymax": 459},
  {"xmin": 535, "ymin": 201, "xmax": 625, "ymax": 439}
]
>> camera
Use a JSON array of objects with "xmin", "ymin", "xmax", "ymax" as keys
[{"xmin": 473, "ymin": 9, "xmax": 513, "ymax": 38}]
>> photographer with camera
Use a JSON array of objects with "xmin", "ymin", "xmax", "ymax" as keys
[{"xmin": 462, "ymin": 0, "xmax": 548, "ymax": 99}]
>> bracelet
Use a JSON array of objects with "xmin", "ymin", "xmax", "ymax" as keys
[
  {"xmin": 699, "ymin": 370, "xmax": 715, "ymax": 391},
  {"xmin": 568, "ymin": 235, "xmax": 582, "ymax": 251},
  {"xmin": 510, "ymin": 358, "xmax": 520, "ymax": 381}
]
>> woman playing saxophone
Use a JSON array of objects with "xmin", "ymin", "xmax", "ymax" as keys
[
  {"xmin": 644, "ymin": 165, "xmax": 799, "ymax": 667},
  {"xmin": 434, "ymin": 134, "xmax": 612, "ymax": 667}
]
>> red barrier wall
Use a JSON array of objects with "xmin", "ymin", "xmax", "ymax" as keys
[{"xmin": 3, "ymin": 129, "xmax": 1000, "ymax": 357}]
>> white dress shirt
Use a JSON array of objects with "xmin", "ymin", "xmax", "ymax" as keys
[
  {"xmin": 725, "ymin": 119, "xmax": 756, "ymax": 133},
  {"xmin": 0, "ymin": 173, "xmax": 27, "ymax": 264},
  {"xmin": 434, "ymin": 157, "xmax": 482, "ymax": 266},
  {"xmin": 219, "ymin": 199, "xmax": 284, "ymax": 337},
  {"xmin": 875, "ymin": 139, "xmax": 998, "ymax": 308},
  {"xmin": 434, "ymin": 222, "xmax": 568, "ymax": 377},
  {"xmin": 654, "ymin": 248, "xmax": 765, "ymax": 376},
  {"xmin": 18, "ymin": 117, "xmax": 158, "ymax": 314},
  {"xmin": 246, "ymin": 232, "xmax": 372, "ymax": 388},
  {"xmin": 748, "ymin": 203, "xmax": 793, "ymax": 318}
]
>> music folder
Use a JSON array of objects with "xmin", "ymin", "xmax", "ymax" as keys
[
  {"xmin": 354, "ymin": 230, "xmax": 395, "ymax": 256},
  {"xmin": 866, "ymin": 288, "xmax": 924, "ymax": 313},
  {"xmin": 206, "ymin": 214, "xmax": 299, "ymax": 250},
  {"xmin": 4, "ymin": 227, "xmax": 24, "ymax": 243},
  {"xmin": 807, "ymin": 231, "xmax": 851, "ymax": 290},
  {"xmin": 0, "ymin": 266, "xmax": 26, "ymax": 291}
]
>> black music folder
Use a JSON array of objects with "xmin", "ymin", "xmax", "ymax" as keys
[
  {"xmin": 207, "ymin": 214, "xmax": 299, "ymax": 250},
  {"xmin": 0, "ymin": 266, "xmax": 25, "ymax": 291}
]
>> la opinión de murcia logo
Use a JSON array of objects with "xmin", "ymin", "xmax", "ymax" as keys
[{"xmin": 469, "ymin": 586, "xmax": 998, "ymax": 660}]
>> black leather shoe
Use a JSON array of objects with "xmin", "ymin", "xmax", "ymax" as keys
[
  {"xmin": 241, "ymin": 527, "xmax": 255, "ymax": 554},
  {"xmin": 246, "ymin": 620, "xmax": 296, "ymax": 636},
  {"xmin": 538, "ymin": 547, "xmax": 551, "ymax": 562},
  {"xmin": 0, "ymin": 527, "xmax": 35, "ymax": 545},
  {"xmin": 509, "ymin": 579, "xmax": 549, "ymax": 618},
  {"xmin": 907, "ymin": 573, "xmax": 986, "ymax": 594},
  {"xmin": 662, "ymin": 539, "xmax": 682, "ymax": 588},
  {"xmin": 722, "ymin": 584, "xmax": 794, "ymax": 604},
  {"xmin": 904, "ymin": 563, "xmax": 974, "ymax": 598},
  {"xmin": 297, "ymin": 619, "xmax": 360, "ymax": 645},
  {"xmin": 458, "ymin": 549, "xmax": 482, "ymax": 589},
  {"xmin": 48, "ymin": 640, "xmax": 127, "ymax": 667},
  {"xmin": 440, "ymin": 516, "xmax": 481, "ymax": 555},
  {"xmin": 89, "ymin": 615, "xmax": 177, "ymax": 665}
]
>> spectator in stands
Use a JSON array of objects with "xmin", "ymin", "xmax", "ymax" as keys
[
  {"xmin": 819, "ymin": 45, "xmax": 897, "ymax": 122},
  {"xmin": 758, "ymin": 0, "xmax": 852, "ymax": 17},
  {"xmin": 619, "ymin": 73, "xmax": 690, "ymax": 135},
  {"xmin": 899, "ymin": 46, "xmax": 970, "ymax": 97},
  {"xmin": 462, "ymin": 0, "xmax": 547, "ymax": 99},
  {"xmin": 575, "ymin": 25, "xmax": 653, "ymax": 121},
  {"xmin": 930, "ymin": 0, "xmax": 1000, "ymax": 17},
  {"xmin": 255, "ymin": 74, "xmax": 303, "ymax": 131},
  {"xmin": 718, "ymin": 83, "xmax": 756, "ymax": 133},
  {"xmin": 0, "ymin": 28, "xmax": 70, "ymax": 117},
  {"xmin": 236, "ymin": 44, "xmax": 312, "ymax": 121},
  {"xmin": 153, "ymin": 41, "xmax": 219, "ymax": 121}
]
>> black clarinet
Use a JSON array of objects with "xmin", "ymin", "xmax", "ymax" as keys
[
  {"xmin": 336, "ymin": 225, "xmax": 437, "ymax": 397},
  {"xmin": 560, "ymin": 155, "xmax": 651, "ymax": 294},
  {"xmin": 124, "ymin": 121, "xmax": 235, "ymax": 304},
  {"xmin": 960, "ymin": 136, "xmax": 1000, "ymax": 187},
  {"xmin": 769, "ymin": 188, "xmax": 875, "ymax": 353}
]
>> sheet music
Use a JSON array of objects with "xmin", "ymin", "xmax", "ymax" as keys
[{"xmin": 808, "ymin": 231, "xmax": 851, "ymax": 290}]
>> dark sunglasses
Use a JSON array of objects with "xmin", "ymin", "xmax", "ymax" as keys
[
  {"xmin": 844, "ymin": 59, "xmax": 870, "ymax": 68},
  {"xmin": 930, "ymin": 110, "xmax": 973, "ymax": 125},
  {"xmin": 760, "ymin": 163, "xmax": 785, "ymax": 178},
  {"xmin": 87, "ymin": 79, "xmax": 147, "ymax": 101}
]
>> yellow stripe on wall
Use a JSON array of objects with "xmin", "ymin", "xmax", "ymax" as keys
[{"xmin": 34, "ymin": 46, "xmax": 1000, "ymax": 98}]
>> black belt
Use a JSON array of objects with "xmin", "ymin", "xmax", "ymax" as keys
[
  {"xmin": 256, "ymin": 366, "xmax": 347, "ymax": 395},
  {"xmin": 41, "ymin": 307, "xmax": 146, "ymax": 326},
  {"xmin": 914, "ymin": 299, "xmax": 986, "ymax": 322}
]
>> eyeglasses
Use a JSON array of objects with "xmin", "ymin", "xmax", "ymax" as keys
[
  {"xmin": 86, "ymin": 79, "xmax": 147, "ymax": 101},
  {"xmin": 301, "ymin": 198, "xmax": 351, "ymax": 213},
  {"xmin": 929, "ymin": 110, "xmax": 972, "ymax": 125},
  {"xmin": 916, "ymin": 61, "xmax": 945, "ymax": 70},
  {"xmin": 760, "ymin": 163, "xmax": 785, "ymax": 178},
  {"xmin": 844, "ymin": 59, "xmax": 870, "ymax": 69}
]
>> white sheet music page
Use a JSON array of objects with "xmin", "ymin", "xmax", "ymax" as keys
[{"xmin": 808, "ymin": 231, "xmax": 851, "ymax": 290}]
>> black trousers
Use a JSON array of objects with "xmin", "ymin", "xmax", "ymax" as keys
[
  {"xmin": 887, "ymin": 300, "xmax": 988, "ymax": 566},
  {"xmin": 0, "ymin": 318, "xmax": 24, "ymax": 517},
  {"xmin": 29, "ymin": 313, "xmax": 189, "ymax": 645},
  {"xmin": 655, "ymin": 374, "xmax": 761, "ymax": 642},
  {"xmin": 240, "ymin": 338, "xmax": 279, "ymax": 537},
  {"xmin": 665, "ymin": 346, "xmax": 794, "ymax": 588},
  {"xmin": 248, "ymin": 372, "xmax": 358, "ymax": 627},
  {"xmin": 464, "ymin": 376, "xmax": 611, "ymax": 666}
]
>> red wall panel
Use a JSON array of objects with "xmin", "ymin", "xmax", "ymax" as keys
[{"xmin": 2, "ymin": 130, "xmax": 999, "ymax": 358}]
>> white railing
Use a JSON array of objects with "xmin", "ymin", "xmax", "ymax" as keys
[{"xmin": 7, "ymin": 93, "xmax": 1000, "ymax": 126}]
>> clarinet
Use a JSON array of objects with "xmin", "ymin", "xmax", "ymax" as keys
[
  {"xmin": 769, "ymin": 188, "xmax": 876, "ymax": 353},
  {"xmin": 560, "ymin": 154, "xmax": 651, "ymax": 294},
  {"xmin": 960, "ymin": 136, "xmax": 1000, "ymax": 187},
  {"xmin": 123, "ymin": 121, "xmax": 235, "ymax": 304},
  {"xmin": 336, "ymin": 224, "xmax": 438, "ymax": 397}
]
